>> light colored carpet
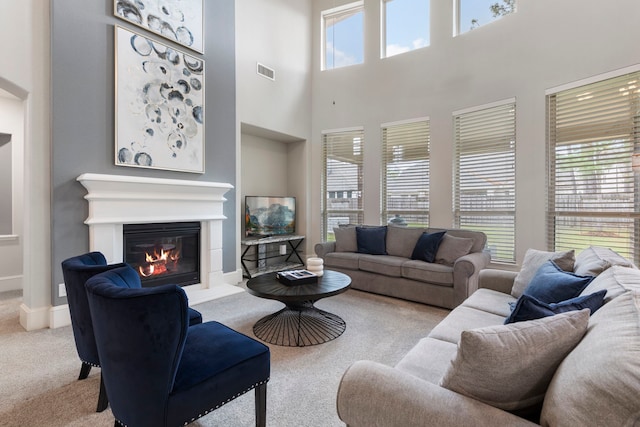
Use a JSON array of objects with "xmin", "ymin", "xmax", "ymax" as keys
[{"xmin": 0, "ymin": 287, "xmax": 449, "ymax": 426}]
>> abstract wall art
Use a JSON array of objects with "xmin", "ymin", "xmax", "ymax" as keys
[
  {"xmin": 114, "ymin": 0, "xmax": 204, "ymax": 53},
  {"xmin": 115, "ymin": 25, "xmax": 205, "ymax": 173}
]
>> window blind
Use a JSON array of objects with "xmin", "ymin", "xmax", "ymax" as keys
[
  {"xmin": 454, "ymin": 101, "xmax": 516, "ymax": 263},
  {"xmin": 381, "ymin": 119, "xmax": 430, "ymax": 226},
  {"xmin": 547, "ymin": 71, "xmax": 640, "ymax": 263},
  {"xmin": 322, "ymin": 129, "xmax": 365, "ymax": 241}
]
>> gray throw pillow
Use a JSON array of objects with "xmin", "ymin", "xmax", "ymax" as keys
[
  {"xmin": 440, "ymin": 309, "xmax": 589, "ymax": 411},
  {"xmin": 541, "ymin": 291, "xmax": 640, "ymax": 426},
  {"xmin": 334, "ymin": 227, "xmax": 357, "ymax": 252},
  {"xmin": 511, "ymin": 249, "xmax": 575, "ymax": 298},
  {"xmin": 386, "ymin": 225, "xmax": 426, "ymax": 258},
  {"xmin": 435, "ymin": 234, "xmax": 474, "ymax": 266},
  {"xmin": 574, "ymin": 246, "xmax": 636, "ymax": 277}
]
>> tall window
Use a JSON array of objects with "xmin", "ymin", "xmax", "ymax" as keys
[
  {"xmin": 455, "ymin": 0, "xmax": 515, "ymax": 35},
  {"xmin": 382, "ymin": 0, "xmax": 430, "ymax": 58},
  {"xmin": 322, "ymin": 128, "xmax": 365, "ymax": 241},
  {"xmin": 382, "ymin": 119, "xmax": 430, "ymax": 226},
  {"xmin": 322, "ymin": 2, "xmax": 364, "ymax": 70},
  {"xmin": 547, "ymin": 71, "xmax": 640, "ymax": 263},
  {"xmin": 454, "ymin": 100, "xmax": 516, "ymax": 263}
]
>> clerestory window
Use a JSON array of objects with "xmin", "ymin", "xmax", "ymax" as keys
[
  {"xmin": 322, "ymin": 1, "xmax": 364, "ymax": 70},
  {"xmin": 381, "ymin": 0, "xmax": 430, "ymax": 58},
  {"xmin": 455, "ymin": 0, "xmax": 515, "ymax": 35}
]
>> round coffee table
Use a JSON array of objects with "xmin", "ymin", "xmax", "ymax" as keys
[{"xmin": 246, "ymin": 270, "xmax": 351, "ymax": 347}]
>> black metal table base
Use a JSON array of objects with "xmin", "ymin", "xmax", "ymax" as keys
[{"xmin": 253, "ymin": 301, "xmax": 346, "ymax": 347}]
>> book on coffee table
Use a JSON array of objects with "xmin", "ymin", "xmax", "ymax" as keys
[{"xmin": 276, "ymin": 269, "xmax": 318, "ymax": 286}]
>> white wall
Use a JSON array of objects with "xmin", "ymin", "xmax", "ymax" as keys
[
  {"xmin": 0, "ymin": 0, "xmax": 51, "ymax": 329},
  {"xmin": 236, "ymin": 0, "xmax": 313, "ymax": 256},
  {"xmin": 0, "ymin": 95, "xmax": 24, "ymax": 291},
  {"xmin": 235, "ymin": 0, "xmax": 313, "ymax": 139},
  {"xmin": 309, "ymin": 0, "xmax": 640, "ymax": 266}
]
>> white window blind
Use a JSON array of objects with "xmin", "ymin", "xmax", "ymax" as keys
[
  {"xmin": 382, "ymin": 119, "xmax": 430, "ymax": 226},
  {"xmin": 322, "ymin": 129, "xmax": 364, "ymax": 241},
  {"xmin": 547, "ymin": 71, "xmax": 640, "ymax": 263},
  {"xmin": 454, "ymin": 101, "xmax": 516, "ymax": 263}
]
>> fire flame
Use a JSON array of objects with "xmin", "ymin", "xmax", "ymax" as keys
[{"xmin": 138, "ymin": 247, "xmax": 180, "ymax": 278}]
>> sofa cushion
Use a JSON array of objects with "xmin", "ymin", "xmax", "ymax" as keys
[
  {"xmin": 579, "ymin": 264, "xmax": 640, "ymax": 303},
  {"xmin": 395, "ymin": 337, "xmax": 458, "ymax": 384},
  {"xmin": 356, "ymin": 226, "xmax": 387, "ymax": 255},
  {"xmin": 522, "ymin": 260, "xmax": 594, "ymax": 303},
  {"xmin": 324, "ymin": 252, "xmax": 360, "ymax": 270},
  {"xmin": 401, "ymin": 260, "xmax": 453, "ymax": 286},
  {"xmin": 541, "ymin": 291, "xmax": 640, "ymax": 427},
  {"xmin": 462, "ymin": 288, "xmax": 517, "ymax": 318},
  {"xmin": 511, "ymin": 249, "xmax": 575, "ymax": 298},
  {"xmin": 435, "ymin": 234, "xmax": 473, "ymax": 266},
  {"xmin": 386, "ymin": 226, "xmax": 426, "ymax": 258},
  {"xmin": 358, "ymin": 255, "xmax": 404, "ymax": 277},
  {"xmin": 440, "ymin": 309, "xmax": 589, "ymax": 412},
  {"xmin": 574, "ymin": 245, "xmax": 636, "ymax": 276},
  {"xmin": 411, "ymin": 231, "xmax": 446, "ymax": 263},
  {"xmin": 428, "ymin": 306, "xmax": 506, "ymax": 344},
  {"xmin": 334, "ymin": 226, "xmax": 357, "ymax": 252},
  {"xmin": 505, "ymin": 291, "xmax": 606, "ymax": 324}
]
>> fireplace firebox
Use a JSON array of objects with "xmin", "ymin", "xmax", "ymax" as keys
[{"xmin": 123, "ymin": 222, "xmax": 200, "ymax": 288}]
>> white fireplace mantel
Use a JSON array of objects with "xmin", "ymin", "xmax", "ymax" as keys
[{"xmin": 76, "ymin": 173, "xmax": 243, "ymax": 305}]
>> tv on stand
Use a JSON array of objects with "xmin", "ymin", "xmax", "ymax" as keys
[{"xmin": 245, "ymin": 196, "xmax": 296, "ymax": 237}]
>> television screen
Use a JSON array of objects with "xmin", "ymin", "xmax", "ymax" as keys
[{"xmin": 245, "ymin": 196, "xmax": 296, "ymax": 237}]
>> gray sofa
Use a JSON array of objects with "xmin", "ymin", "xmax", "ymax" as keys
[
  {"xmin": 314, "ymin": 226, "xmax": 490, "ymax": 309},
  {"xmin": 336, "ymin": 246, "xmax": 640, "ymax": 426}
]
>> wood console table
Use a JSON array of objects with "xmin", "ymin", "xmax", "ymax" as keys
[{"xmin": 240, "ymin": 235, "xmax": 305, "ymax": 278}]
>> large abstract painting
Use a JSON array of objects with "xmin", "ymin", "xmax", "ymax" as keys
[
  {"xmin": 115, "ymin": 25, "xmax": 205, "ymax": 173},
  {"xmin": 114, "ymin": 0, "xmax": 204, "ymax": 53}
]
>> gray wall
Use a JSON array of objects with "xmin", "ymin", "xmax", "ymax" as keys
[{"xmin": 51, "ymin": 0, "xmax": 236, "ymax": 305}]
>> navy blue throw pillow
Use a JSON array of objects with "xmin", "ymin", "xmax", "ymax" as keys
[
  {"xmin": 523, "ymin": 260, "xmax": 595, "ymax": 304},
  {"xmin": 411, "ymin": 231, "xmax": 446, "ymax": 263},
  {"xmin": 505, "ymin": 290, "xmax": 606, "ymax": 324},
  {"xmin": 356, "ymin": 226, "xmax": 388, "ymax": 255}
]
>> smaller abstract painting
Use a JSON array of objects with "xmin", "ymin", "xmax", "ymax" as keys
[
  {"xmin": 114, "ymin": 0, "xmax": 204, "ymax": 53},
  {"xmin": 115, "ymin": 25, "xmax": 205, "ymax": 173}
]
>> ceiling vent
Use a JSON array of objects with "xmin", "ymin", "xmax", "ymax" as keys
[{"xmin": 257, "ymin": 63, "xmax": 275, "ymax": 81}]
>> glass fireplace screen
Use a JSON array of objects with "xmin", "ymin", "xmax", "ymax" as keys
[{"xmin": 123, "ymin": 222, "xmax": 200, "ymax": 287}]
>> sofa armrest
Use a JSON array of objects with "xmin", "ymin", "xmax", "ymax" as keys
[
  {"xmin": 314, "ymin": 241, "xmax": 336, "ymax": 258},
  {"xmin": 337, "ymin": 360, "xmax": 537, "ymax": 427},
  {"xmin": 452, "ymin": 251, "xmax": 491, "ymax": 306},
  {"xmin": 478, "ymin": 269, "xmax": 518, "ymax": 294}
]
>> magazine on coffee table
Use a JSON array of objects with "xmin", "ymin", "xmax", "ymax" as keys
[{"xmin": 276, "ymin": 269, "xmax": 318, "ymax": 286}]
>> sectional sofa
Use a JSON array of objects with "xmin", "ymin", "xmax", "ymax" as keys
[
  {"xmin": 336, "ymin": 246, "xmax": 640, "ymax": 426},
  {"xmin": 314, "ymin": 225, "xmax": 490, "ymax": 309}
]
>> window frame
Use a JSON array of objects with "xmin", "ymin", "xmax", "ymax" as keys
[
  {"xmin": 546, "ymin": 68, "xmax": 640, "ymax": 264},
  {"xmin": 321, "ymin": 127, "xmax": 365, "ymax": 242},
  {"xmin": 381, "ymin": 117, "xmax": 430, "ymax": 226},
  {"xmin": 321, "ymin": 1, "xmax": 365, "ymax": 71},
  {"xmin": 380, "ymin": 0, "xmax": 430, "ymax": 59},
  {"xmin": 454, "ymin": 0, "xmax": 516, "ymax": 36},
  {"xmin": 453, "ymin": 99, "xmax": 517, "ymax": 263}
]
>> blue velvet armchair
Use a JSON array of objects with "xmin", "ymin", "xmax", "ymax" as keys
[
  {"xmin": 85, "ymin": 266, "xmax": 270, "ymax": 427},
  {"xmin": 61, "ymin": 252, "xmax": 203, "ymax": 412}
]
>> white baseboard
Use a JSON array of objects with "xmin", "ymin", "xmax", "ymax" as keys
[
  {"xmin": 49, "ymin": 304, "xmax": 72, "ymax": 329},
  {"xmin": 0, "ymin": 275, "xmax": 22, "ymax": 292},
  {"xmin": 48, "ymin": 273, "xmax": 247, "ymax": 329},
  {"xmin": 19, "ymin": 303, "xmax": 50, "ymax": 331}
]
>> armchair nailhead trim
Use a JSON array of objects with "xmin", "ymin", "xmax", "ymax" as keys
[
  {"xmin": 80, "ymin": 359, "xmax": 100, "ymax": 368},
  {"xmin": 182, "ymin": 378, "xmax": 270, "ymax": 426},
  {"xmin": 115, "ymin": 379, "xmax": 270, "ymax": 426}
]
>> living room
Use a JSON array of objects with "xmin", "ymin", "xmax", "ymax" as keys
[{"xmin": 1, "ymin": 0, "xmax": 640, "ymax": 425}]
